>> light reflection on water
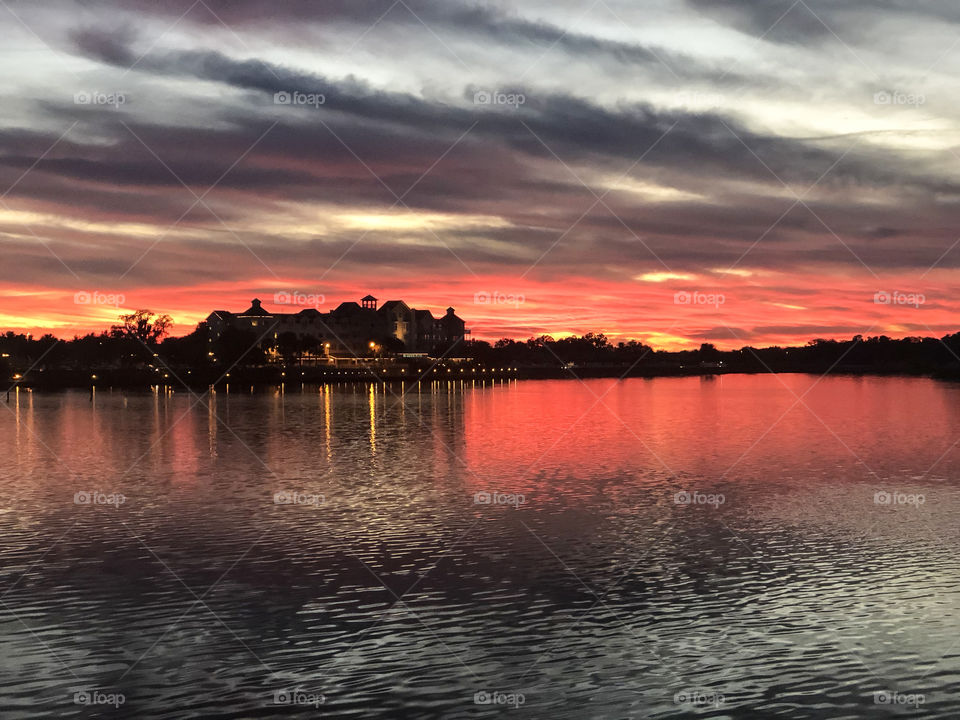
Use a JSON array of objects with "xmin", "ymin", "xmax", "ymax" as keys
[{"xmin": 2, "ymin": 375, "xmax": 960, "ymax": 718}]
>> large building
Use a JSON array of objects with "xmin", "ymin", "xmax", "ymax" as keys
[{"xmin": 205, "ymin": 295, "xmax": 468, "ymax": 357}]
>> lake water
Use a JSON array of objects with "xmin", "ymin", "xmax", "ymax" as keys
[{"xmin": 2, "ymin": 375, "xmax": 960, "ymax": 718}]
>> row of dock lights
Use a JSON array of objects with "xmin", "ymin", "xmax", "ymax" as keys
[
  {"xmin": 438, "ymin": 367, "xmax": 517, "ymax": 372},
  {"xmin": 68, "ymin": 367, "xmax": 520, "ymax": 387},
  {"xmin": 21, "ymin": 368, "xmax": 517, "ymax": 384}
]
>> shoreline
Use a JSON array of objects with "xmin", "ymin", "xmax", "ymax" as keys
[{"xmin": 6, "ymin": 364, "xmax": 959, "ymax": 393}]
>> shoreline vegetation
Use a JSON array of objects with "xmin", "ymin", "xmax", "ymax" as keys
[{"xmin": 4, "ymin": 311, "xmax": 960, "ymax": 390}]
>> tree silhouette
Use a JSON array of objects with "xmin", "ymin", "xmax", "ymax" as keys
[{"xmin": 111, "ymin": 310, "xmax": 173, "ymax": 346}]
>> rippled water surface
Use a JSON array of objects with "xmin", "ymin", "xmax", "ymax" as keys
[{"xmin": 3, "ymin": 375, "xmax": 960, "ymax": 718}]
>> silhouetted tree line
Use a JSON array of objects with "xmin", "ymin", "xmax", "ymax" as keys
[
  {"xmin": 456, "ymin": 332, "xmax": 960, "ymax": 376},
  {"xmin": 460, "ymin": 333, "xmax": 653, "ymax": 366},
  {"xmin": 1, "ymin": 310, "xmax": 174, "ymax": 371},
  {"xmin": 4, "ymin": 312, "xmax": 960, "ymax": 386}
]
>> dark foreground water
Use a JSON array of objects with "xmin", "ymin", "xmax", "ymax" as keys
[{"xmin": 2, "ymin": 375, "xmax": 960, "ymax": 718}]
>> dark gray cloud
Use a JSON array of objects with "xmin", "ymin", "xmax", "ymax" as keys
[
  {"xmin": 687, "ymin": 0, "xmax": 960, "ymax": 45},
  {"xmin": 69, "ymin": 0, "xmax": 763, "ymax": 85},
  {"xmin": 62, "ymin": 30, "xmax": 960, "ymax": 198},
  {"xmin": 6, "ymin": 86, "xmax": 960, "ymax": 280},
  {"xmin": 687, "ymin": 0, "xmax": 829, "ymax": 42}
]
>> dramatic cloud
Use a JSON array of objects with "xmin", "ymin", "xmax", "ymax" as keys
[{"xmin": 1, "ymin": 0, "xmax": 959, "ymax": 347}]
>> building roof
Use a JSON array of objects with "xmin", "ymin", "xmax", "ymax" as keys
[
  {"xmin": 378, "ymin": 300, "xmax": 410, "ymax": 313},
  {"xmin": 333, "ymin": 301, "xmax": 362, "ymax": 314},
  {"xmin": 239, "ymin": 298, "xmax": 271, "ymax": 316},
  {"xmin": 361, "ymin": 294, "xmax": 377, "ymax": 301}
]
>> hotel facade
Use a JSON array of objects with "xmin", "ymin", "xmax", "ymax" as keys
[{"xmin": 205, "ymin": 295, "xmax": 468, "ymax": 357}]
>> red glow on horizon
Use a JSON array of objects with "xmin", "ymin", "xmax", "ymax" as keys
[{"xmin": 2, "ymin": 271, "xmax": 958, "ymax": 351}]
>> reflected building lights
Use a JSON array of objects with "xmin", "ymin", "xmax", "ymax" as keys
[
  {"xmin": 324, "ymin": 386, "xmax": 331, "ymax": 462},
  {"xmin": 368, "ymin": 383, "xmax": 376, "ymax": 454},
  {"xmin": 208, "ymin": 391, "xmax": 217, "ymax": 457}
]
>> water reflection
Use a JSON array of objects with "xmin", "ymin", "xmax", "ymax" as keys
[
  {"xmin": 369, "ymin": 383, "xmax": 376, "ymax": 455},
  {"xmin": 2, "ymin": 376, "xmax": 960, "ymax": 718}
]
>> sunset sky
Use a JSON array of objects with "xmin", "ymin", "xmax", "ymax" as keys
[{"xmin": 2, "ymin": 0, "xmax": 960, "ymax": 349}]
